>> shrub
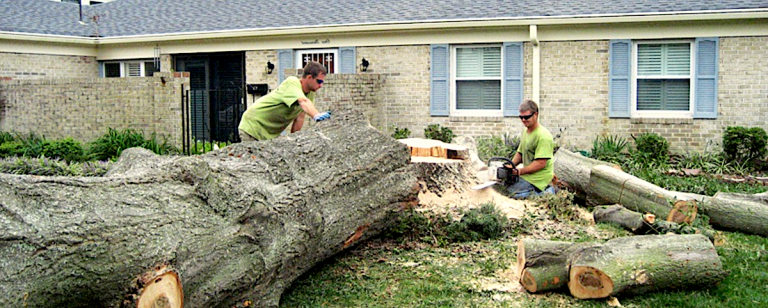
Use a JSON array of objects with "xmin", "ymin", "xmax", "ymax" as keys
[
  {"xmin": 590, "ymin": 134, "xmax": 628, "ymax": 164},
  {"xmin": 88, "ymin": 128, "xmax": 179, "ymax": 161},
  {"xmin": 0, "ymin": 141, "xmax": 24, "ymax": 158},
  {"xmin": 390, "ymin": 125, "xmax": 411, "ymax": 139},
  {"xmin": 722, "ymin": 126, "xmax": 767, "ymax": 167},
  {"xmin": 476, "ymin": 133, "xmax": 519, "ymax": 163},
  {"xmin": 0, "ymin": 131, "xmax": 14, "ymax": 144},
  {"xmin": 41, "ymin": 138, "xmax": 86, "ymax": 163},
  {"xmin": 16, "ymin": 132, "xmax": 47, "ymax": 158},
  {"xmin": 444, "ymin": 203, "xmax": 508, "ymax": 242},
  {"xmin": 424, "ymin": 124, "xmax": 456, "ymax": 143},
  {"xmin": 632, "ymin": 132, "xmax": 669, "ymax": 162}
]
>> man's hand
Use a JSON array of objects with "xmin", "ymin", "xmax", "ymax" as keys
[{"xmin": 313, "ymin": 111, "xmax": 331, "ymax": 122}]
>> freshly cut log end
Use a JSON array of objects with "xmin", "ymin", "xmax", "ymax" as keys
[
  {"xmin": 667, "ymin": 200, "xmax": 697, "ymax": 224},
  {"xmin": 521, "ymin": 266, "xmax": 569, "ymax": 293},
  {"xmin": 136, "ymin": 266, "xmax": 183, "ymax": 308},
  {"xmin": 643, "ymin": 213, "xmax": 656, "ymax": 224},
  {"xmin": 568, "ymin": 266, "xmax": 613, "ymax": 299}
]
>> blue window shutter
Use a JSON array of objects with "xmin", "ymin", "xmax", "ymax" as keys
[
  {"xmin": 694, "ymin": 37, "xmax": 719, "ymax": 119},
  {"xmin": 503, "ymin": 42, "xmax": 523, "ymax": 117},
  {"xmin": 339, "ymin": 47, "xmax": 356, "ymax": 74},
  {"xmin": 609, "ymin": 40, "xmax": 631, "ymax": 118},
  {"xmin": 430, "ymin": 44, "xmax": 450, "ymax": 116},
  {"xmin": 277, "ymin": 49, "xmax": 294, "ymax": 84}
]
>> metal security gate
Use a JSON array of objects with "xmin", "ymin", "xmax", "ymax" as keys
[{"xmin": 177, "ymin": 52, "xmax": 245, "ymax": 155}]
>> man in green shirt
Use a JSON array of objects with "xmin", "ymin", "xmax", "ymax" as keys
[
  {"xmin": 238, "ymin": 61, "xmax": 331, "ymax": 141},
  {"xmin": 506, "ymin": 100, "xmax": 556, "ymax": 198}
]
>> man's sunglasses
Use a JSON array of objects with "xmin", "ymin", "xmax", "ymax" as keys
[
  {"xmin": 519, "ymin": 113, "xmax": 536, "ymax": 120},
  {"xmin": 316, "ymin": 79, "xmax": 324, "ymax": 84}
]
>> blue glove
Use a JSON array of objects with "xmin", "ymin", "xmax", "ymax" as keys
[{"xmin": 313, "ymin": 111, "xmax": 331, "ymax": 122}]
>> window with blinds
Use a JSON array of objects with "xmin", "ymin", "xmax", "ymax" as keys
[
  {"xmin": 101, "ymin": 60, "xmax": 158, "ymax": 78},
  {"xmin": 454, "ymin": 46, "xmax": 502, "ymax": 111},
  {"xmin": 635, "ymin": 42, "xmax": 692, "ymax": 111}
]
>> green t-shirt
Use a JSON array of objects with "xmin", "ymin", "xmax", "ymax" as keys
[
  {"xmin": 516, "ymin": 125, "xmax": 555, "ymax": 191},
  {"xmin": 238, "ymin": 76, "xmax": 315, "ymax": 140}
]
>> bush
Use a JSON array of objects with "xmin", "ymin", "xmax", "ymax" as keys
[
  {"xmin": 723, "ymin": 126, "xmax": 767, "ymax": 167},
  {"xmin": 476, "ymin": 133, "xmax": 519, "ymax": 163},
  {"xmin": 0, "ymin": 131, "xmax": 14, "ymax": 144},
  {"xmin": 16, "ymin": 132, "xmax": 47, "ymax": 158},
  {"xmin": 0, "ymin": 141, "xmax": 24, "ymax": 158},
  {"xmin": 444, "ymin": 203, "xmax": 508, "ymax": 242},
  {"xmin": 88, "ymin": 128, "xmax": 179, "ymax": 161},
  {"xmin": 390, "ymin": 125, "xmax": 411, "ymax": 139},
  {"xmin": 632, "ymin": 132, "xmax": 669, "ymax": 162},
  {"xmin": 590, "ymin": 134, "xmax": 628, "ymax": 164},
  {"xmin": 41, "ymin": 138, "xmax": 86, "ymax": 163},
  {"xmin": 424, "ymin": 124, "xmax": 456, "ymax": 143}
]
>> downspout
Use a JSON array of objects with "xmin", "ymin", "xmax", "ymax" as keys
[{"xmin": 529, "ymin": 25, "xmax": 540, "ymax": 104}]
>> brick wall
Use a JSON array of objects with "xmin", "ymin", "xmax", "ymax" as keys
[
  {"xmin": 244, "ymin": 50, "xmax": 279, "ymax": 108},
  {"xmin": 0, "ymin": 52, "xmax": 98, "ymax": 79},
  {"xmin": 541, "ymin": 37, "xmax": 768, "ymax": 153},
  {"xmin": 0, "ymin": 72, "xmax": 189, "ymax": 146}
]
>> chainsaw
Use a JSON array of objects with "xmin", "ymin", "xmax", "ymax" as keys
[{"xmin": 471, "ymin": 157, "xmax": 519, "ymax": 190}]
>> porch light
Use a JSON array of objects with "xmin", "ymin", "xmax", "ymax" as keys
[
  {"xmin": 360, "ymin": 58, "xmax": 369, "ymax": 72},
  {"xmin": 266, "ymin": 61, "xmax": 275, "ymax": 74}
]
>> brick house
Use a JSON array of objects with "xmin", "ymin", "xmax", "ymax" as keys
[{"xmin": 1, "ymin": 0, "xmax": 767, "ymax": 152}]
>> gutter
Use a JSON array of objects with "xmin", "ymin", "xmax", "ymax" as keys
[{"xmin": 2, "ymin": 9, "xmax": 768, "ymax": 45}]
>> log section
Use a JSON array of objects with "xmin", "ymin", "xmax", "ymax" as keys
[
  {"xmin": 568, "ymin": 234, "xmax": 727, "ymax": 299},
  {"xmin": 553, "ymin": 149, "xmax": 617, "ymax": 200}
]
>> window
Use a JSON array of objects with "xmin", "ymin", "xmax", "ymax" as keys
[
  {"xmin": 633, "ymin": 41, "xmax": 693, "ymax": 116},
  {"xmin": 101, "ymin": 60, "xmax": 159, "ymax": 78},
  {"xmin": 452, "ymin": 45, "xmax": 502, "ymax": 115},
  {"xmin": 610, "ymin": 38, "xmax": 718, "ymax": 119},
  {"xmin": 295, "ymin": 49, "xmax": 337, "ymax": 73}
]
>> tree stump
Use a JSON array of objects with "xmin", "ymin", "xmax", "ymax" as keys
[
  {"xmin": 568, "ymin": 234, "xmax": 727, "ymax": 299},
  {"xmin": 0, "ymin": 110, "xmax": 419, "ymax": 307},
  {"xmin": 399, "ymin": 138, "xmax": 479, "ymax": 195}
]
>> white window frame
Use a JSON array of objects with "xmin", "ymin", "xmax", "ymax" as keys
[
  {"xmin": 631, "ymin": 39, "xmax": 696, "ymax": 118},
  {"xmin": 295, "ymin": 49, "xmax": 338, "ymax": 73},
  {"xmin": 101, "ymin": 60, "xmax": 158, "ymax": 78},
  {"xmin": 450, "ymin": 44, "xmax": 504, "ymax": 117}
]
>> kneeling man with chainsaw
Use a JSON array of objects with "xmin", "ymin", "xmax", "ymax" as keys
[{"xmin": 506, "ymin": 99, "xmax": 556, "ymax": 198}]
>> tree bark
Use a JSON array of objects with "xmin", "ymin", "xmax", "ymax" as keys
[
  {"xmin": 593, "ymin": 205, "xmax": 717, "ymax": 241},
  {"xmin": 517, "ymin": 239, "xmax": 597, "ymax": 293},
  {"xmin": 0, "ymin": 111, "xmax": 419, "ymax": 307},
  {"xmin": 587, "ymin": 165, "xmax": 701, "ymax": 223},
  {"xmin": 553, "ymin": 149, "xmax": 617, "ymax": 200},
  {"xmin": 568, "ymin": 234, "xmax": 727, "ymax": 299},
  {"xmin": 700, "ymin": 191, "xmax": 768, "ymax": 236}
]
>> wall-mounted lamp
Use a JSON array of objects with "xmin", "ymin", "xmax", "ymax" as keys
[
  {"xmin": 360, "ymin": 58, "xmax": 369, "ymax": 72},
  {"xmin": 266, "ymin": 61, "xmax": 275, "ymax": 74}
]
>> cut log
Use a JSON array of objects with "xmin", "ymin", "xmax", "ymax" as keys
[
  {"xmin": 517, "ymin": 239, "xmax": 597, "ymax": 293},
  {"xmin": 553, "ymin": 149, "xmax": 619, "ymax": 200},
  {"xmin": 587, "ymin": 165, "xmax": 702, "ymax": 223},
  {"xmin": 667, "ymin": 200, "xmax": 697, "ymax": 224},
  {"xmin": 135, "ymin": 265, "xmax": 183, "ymax": 308},
  {"xmin": 699, "ymin": 191, "xmax": 768, "ymax": 236},
  {"xmin": 398, "ymin": 138, "xmax": 469, "ymax": 160},
  {"xmin": 0, "ymin": 110, "xmax": 419, "ymax": 307},
  {"xmin": 592, "ymin": 204, "xmax": 652, "ymax": 233},
  {"xmin": 568, "ymin": 234, "xmax": 727, "ymax": 299},
  {"xmin": 411, "ymin": 157, "xmax": 479, "ymax": 195},
  {"xmin": 593, "ymin": 205, "xmax": 717, "ymax": 242}
]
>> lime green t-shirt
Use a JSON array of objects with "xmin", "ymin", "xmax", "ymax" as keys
[
  {"xmin": 238, "ymin": 76, "xmax": 315, "ymax": 140},
  {"xmin": 517, "ymin": 125, "xmax": 555, "ymax": 191}
]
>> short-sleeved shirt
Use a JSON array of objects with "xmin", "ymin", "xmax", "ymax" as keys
[
  {"xmin": 238, "ymin": 76, "xmax": 315, "ymax": 140},
  {"xmin": 516, "ymin": 125, "xmax": 555, "ymax": 191}
]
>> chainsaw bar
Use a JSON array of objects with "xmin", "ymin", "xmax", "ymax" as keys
[{"xmin": 471, "ymin": 181, "xmax": 498, "ymax": 190}]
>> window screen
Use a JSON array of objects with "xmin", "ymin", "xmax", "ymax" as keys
[{"xmin": 455, "ymin": 46, "xmax": 501, "ymax": 110}]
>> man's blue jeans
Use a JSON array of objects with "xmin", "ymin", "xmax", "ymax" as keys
[{"xmin": 506, "ymin": 178, "xmax": 556, "ymax": 199}]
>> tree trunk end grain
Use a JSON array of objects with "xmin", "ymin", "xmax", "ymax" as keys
[{"xmin": 521, "ymin": 265, "xmax": 569, "ymax": 293}]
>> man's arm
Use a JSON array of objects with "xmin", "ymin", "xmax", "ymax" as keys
[
  {"xmin": 518, "ymin": 158, "xmax": 548, "ymax": 175},
  {"xmin": 297, "ymin": 97, "xmax": 320, "ymax": 119},
  {"xmin": 291, "ymin": 111, "xmax": 305, "ymax": 133}
]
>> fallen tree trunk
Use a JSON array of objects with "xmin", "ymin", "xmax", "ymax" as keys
[
  {"xmin": 553, "ymin": 149, "xmax": 617, "ymax": 200},
  {"xmin": 587, "ymin": 165, "xmax": 701, "ymax": 224},
  {"xmin": 700, "ymin": 191, "xmax": 768, "ymax": 236},
  {"xmin": 0, "ymin": 111, "xmax": 419, "ymax": 307},
  {"xmin": 593, "ymin": 205, "xmax": 717, "ymax": 242},
  {"xmin": 568, "ymin": 234, "xmax": 727, "ymax": 299}
]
